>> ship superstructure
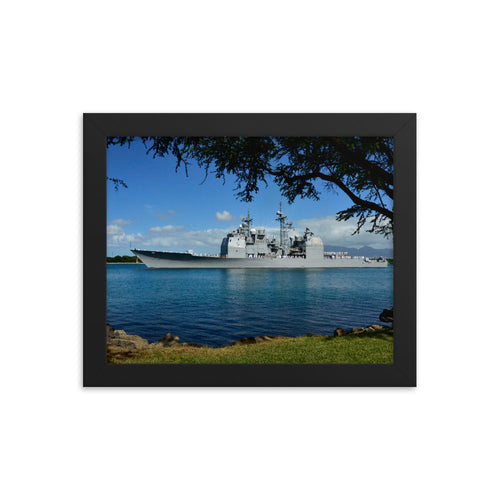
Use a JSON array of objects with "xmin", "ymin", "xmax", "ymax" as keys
[{"xmin": 132, "ymin": 204, "xmax": 388, "ymax": 269}]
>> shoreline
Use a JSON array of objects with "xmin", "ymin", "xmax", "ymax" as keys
[
  {"xmin": 107, "ymin": 322, "xmax": 389, "ymax": 349},
  {"xmin": 107, "ymin": 325, "xmax": 393, "ymax": 364}
]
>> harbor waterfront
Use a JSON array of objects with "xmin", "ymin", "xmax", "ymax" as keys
[{"xmin": 107, "ymin": 264, "xmax": 393, "ymax": 347}]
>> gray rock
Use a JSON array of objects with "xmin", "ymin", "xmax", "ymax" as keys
[
  {"xmin": 107, "ymin": 324, "xmax": 150, "ymax": 349},
  {"xmin": 108, "ymin": 333, "xmax": 149, "ymax": 349},
  {"xmin": 255, "ymin": 335, "xmax": 273, "ymax": 343}
]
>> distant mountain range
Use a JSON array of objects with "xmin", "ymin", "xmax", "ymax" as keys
[{"xmin": 324, "ymin": 245, "xmax": 393, "ymax": 258}]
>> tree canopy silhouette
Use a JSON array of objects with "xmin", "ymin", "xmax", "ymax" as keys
[{"xmin": 107, "ymin": 136, "xmax": 393, "ymax": 236}]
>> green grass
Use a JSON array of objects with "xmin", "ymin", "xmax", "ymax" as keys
[{"xmin": 108, "ymin": 329, "xmax": 393, "ymax": 364}]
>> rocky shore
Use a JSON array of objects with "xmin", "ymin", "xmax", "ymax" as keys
[
  {"xmin": 107, "ymin": 324, "xmax": 180, "ymax": 350},
  {"xmin": 107, "ymin": 322, "xmax": 389, "ymax": 351}
]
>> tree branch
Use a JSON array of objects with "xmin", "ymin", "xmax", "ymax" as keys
[
  {"xmin": 292, "ymin": 170, "xmax": 393, "ymax": 220},
  {"xmin": 329, "ymin": 138, "xmax": 393, "ymax": 189}
]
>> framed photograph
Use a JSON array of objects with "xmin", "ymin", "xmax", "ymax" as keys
[{"xmin": 84, "ymin": 113, "xmax": 416, "ymax": 387}]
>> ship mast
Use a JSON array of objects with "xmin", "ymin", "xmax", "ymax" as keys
[
  {"xmin": 241, "ymin": 210, "xmax": 253, "ymax": 238},
  {"xmin": 275, "ymin": 202, "xmax": 294, "ymax": 251}
]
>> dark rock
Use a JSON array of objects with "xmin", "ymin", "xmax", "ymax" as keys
[
  {"xmin": 379, "ymin": 308, "xmax": 394, "ymax": 323},
  {"xmin": 187, "ymin": 343, "xmax": 204, "ymax": 348},
  {"xmin": 231, "ymin": 337, "xmax": 257, "ymax": 346},
  {"xmin": 334, "ymin": 328, "xmax": 350, "ymax": 337},
  {"xmin": 107, "ymin": 324, "xmax": 125, "ymax": 339}
]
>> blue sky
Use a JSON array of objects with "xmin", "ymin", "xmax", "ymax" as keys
[{"xmin": 107, "ymin": 139, "xmax": 393, "ymax": 256}]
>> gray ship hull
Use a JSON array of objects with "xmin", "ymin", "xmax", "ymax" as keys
[{"xmin": 132, "ymin": 250, "xmax": 388, "ymax": 269}]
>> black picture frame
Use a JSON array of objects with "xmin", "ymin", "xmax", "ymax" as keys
[{"xmin": 84, "ymin": 113, "xmax": 416, "ymax": 387}]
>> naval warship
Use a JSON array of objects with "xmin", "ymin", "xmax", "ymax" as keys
[{"xmin": 132, "ymin": 204, "xmax": 388, "ymax": 269}]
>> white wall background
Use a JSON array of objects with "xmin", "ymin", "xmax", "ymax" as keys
[{"xmin": 1, "ymin": 1, "xmax": 498, "ymax": 499}]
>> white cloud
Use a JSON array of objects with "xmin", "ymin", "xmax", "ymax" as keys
[
  {"xmin": 110, "ymin": 218, "xmax": 133, "ymax": 226},
  {"xmin": 108, "ymin": 222, "xmax": 230, "ymax": 252},
  {"xmin": 107, "ymin": 224, "xmax": 143, "ymax": 248},
  {"xmin": 148, "ymin": 227, "xmax": 228, "ymax": 251},
  {"xmin": 107, "ymin": 224, "xmax": 124, "ymax": 236},
  {"xmin": 215, "ymin": 210, "xmax": 235, "ymax": 221},
  {"xmin": 149, "ymin": 224, "xmax": 185, "ymax": 233},
  {"xmin": 153, "ymin": 209, "xmax": 177, "ymax": 220},
  {"xmin": 295, "ymin": 215, "xmax": 393, "ymax": 249}
]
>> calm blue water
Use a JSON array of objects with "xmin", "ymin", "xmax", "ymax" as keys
[{"xmin": 107, "ymin": 264, "xmax": 393, "ymax": 347}]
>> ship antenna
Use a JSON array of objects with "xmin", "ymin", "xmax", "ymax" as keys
[
  {"xmin": 244, "ymin": 209, "xmax": 253, "ymax": 238},
  {"xmin": 276, "ymin": 201, "xmax": 294, "ymax": 250}
]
